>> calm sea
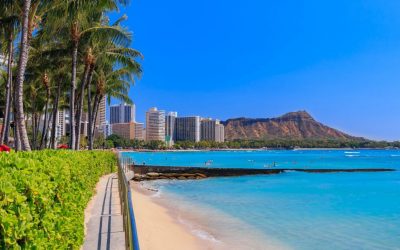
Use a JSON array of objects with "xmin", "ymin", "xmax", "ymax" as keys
[{"xmin": 124, "ymin": 150, "xmax": 400, "ymax": 250}]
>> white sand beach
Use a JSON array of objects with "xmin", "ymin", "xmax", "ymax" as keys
[{"xmin": 130, "ymin": 182, "xmax": 212, "ymax": 250}]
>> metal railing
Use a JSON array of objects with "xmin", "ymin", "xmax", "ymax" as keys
[{"xmin": 117, "ymin": 155, "xmax": 140, "ymax": 250}]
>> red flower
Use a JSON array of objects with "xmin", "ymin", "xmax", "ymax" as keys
[
  {"xmin": 0, "ymin": 144, "xmax": 11, "ymax": 152},
  {"xmin": 57, "ymin": 144, "xmax": 69, "ymax": 149}
]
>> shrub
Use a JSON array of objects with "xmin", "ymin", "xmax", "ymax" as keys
[{"xmin": 0, "ymin": 150, "xmax": 117, "ymax": 249}]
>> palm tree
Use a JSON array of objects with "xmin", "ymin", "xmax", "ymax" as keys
[
  {"xmin": 14, "ymin": 0, "xmax": 33, "ymax": 151},
  {"xmin": 39, "ymin": 73, "xmax": 51, "ymax": 149},
  {"xmin": 74, "ymin": 15, "xmax": 136, "ymax": 149},
  {"xmin": 0, "ymin": 10, "xmax": 18, "ymax": 145},
  {"xmin": 1, "ymin": 0, "xmax": 57, "ymax": 150},
  {"xmin": 50, "ymin": 0, "xmax": 133, "ymax": 150},
  {"xmin": 87, "ymin": 50, "xmax": 142, "ymax": 149},
  {"xmin": 0, "ymin": 0, "xmax": 142, "ymax": 150}
]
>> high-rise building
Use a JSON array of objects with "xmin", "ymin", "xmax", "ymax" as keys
[
  {"xmin": 97, "ymin": 96, "xmax": 107, "ymax": 125},
  {"xmin": 92, "ymin": 96, "xmax": 107, "ymax": 138},
  {"xmin": 175, "ymin": 116, "xmax": 200, "ymax": 142},
  {"xmin": 57, "ymin": 109, "xmax": 67, "ymax": 137},
  {"xmin": 165, "ymin": 112, "xmax": 177, "ymax": 144},
  {"xmin": 200, "ymin": 118, "xmax": 216, "ymax": 141},
  {"xmin": 134, "ymin": 122, "xmax": 145, "ymax": 140},
  {"xmin": 215, "ymin": 123, "xmax": 225, "ymax": 142},
  {"xmin": 102, "ymin": 121, "xmax": 112, "ymax": 138},
  {"xmin": 145, "ymin": 107, "xmax": 165, "ymax": 141},
  {"xmin": 111, "ymin": 123, "xmax": 135, "ymax": 140},
  {"xmin": 110, "ymin": 103, "xmax": 135, "ymax": 124},
  {"xmin": 0, "ymin": 54, "xmax": 6, "ymax": 68},
  {"xmin": 200, "ymin": 118, "xmax": 225, "ymax": 142},
  {"xmin": 80, "ymin": 112, "xmax": 89, "ymax": 136}
]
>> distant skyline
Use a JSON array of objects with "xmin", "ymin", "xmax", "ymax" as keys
[{"xmin": 110, "ymin": 1, "xmax": 400, "ymax": 141}]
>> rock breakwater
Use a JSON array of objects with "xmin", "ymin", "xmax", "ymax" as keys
[{"xmin": 130, "ymin": 165, "xmax": 395, "ymax": 182}]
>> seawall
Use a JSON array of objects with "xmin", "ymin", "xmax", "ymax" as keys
[{"xmin": 130, "ymin": 165, "xmax": 395, "ymax": 181}]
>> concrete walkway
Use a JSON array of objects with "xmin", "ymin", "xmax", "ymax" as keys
[{"xmin": 83, "ymin": 174, "xmax": 125, "ymax": 250}]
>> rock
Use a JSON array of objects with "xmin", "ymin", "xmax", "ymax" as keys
[
  {"xmin": 159, "ymin": 174, "xmax": 172, "ymax": 178},
  {"xmin": 146, "ymin": 172, "xmax": 160, "ymax": 177},
  {"xmin": 195, "ymin": 173, "xmax": 207, "ymax": 178},
  {"xmin": 181, "ymin": 173, "xmax": 197, "ymax": 177},
  {"xmin": 177, "ymin": 176, "xmax": 186, "ymax": 180}
]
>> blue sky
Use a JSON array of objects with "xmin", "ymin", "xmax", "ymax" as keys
[{"xmin": 111, "ymin": 0, "xmax": 400, "ymax": 141}]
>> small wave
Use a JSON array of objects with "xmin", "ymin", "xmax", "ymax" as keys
[
  {"xmin": 150, "ymin": 189, "xmax": 162, "ymax": 198},
  {"xmin": 345, "ymin": 155, "xmax": 359, "ymax": 157},
  {"xmin": 391, "ymin": 155, "xmax": 400, "ymax": 157},
  {"xmin": 345, "ymin": 151, "xmax": 360, "ymax": 154},
  {"xmin": 177, "ymin": 216, "xmax": 221, "ymax": 243},
  {"xmin": 191, "ymin": 229, "xmax": 221, "ymax": 243}
]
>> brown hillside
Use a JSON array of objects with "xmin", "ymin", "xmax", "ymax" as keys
[{"xmin": 222, "ymin": 111, "xmax": 361, "ymax": 140}]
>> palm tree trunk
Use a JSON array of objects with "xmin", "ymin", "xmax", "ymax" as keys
[
  {"xmin": 75, "ymin": 64, "xmax": 90, "ymax": 150},
  {"xmin": 0, "ymin": 34, "xmax": 13, "ymax": 145},
  {"xmin": 50, "ymin": 80, "xmax": 62, "ymax": 149},
  {"xmin": 91, "ymin": 95, "xmax": 103, "ymax": 140},
  {"xmin": 69, "ymin": 40, "xmax": 78, "ymax": 150},
  {"xmin": 13, "ymin": 83, "xmax": 21, "ymax": 151},
  {"xmin": 4, "ymin": 104, "xmax": 11, "ymax": 144},
  {"xmin": 35, "ymin": 113, "xmax": 41, "ymax": 149},
  {"xmin": 87, "ymin": 66, "xmax": 95, "ymax": 150},
  {"xmin": 43, "ymin": 108, "xmax": 53, "ymax": 148},
  {"xmin": 15, "ymin": 0, "xmax": 32, "ymax": 151},
  {"xmin": 91, "ymin": 93, "xmax": 99, "ymax": 138},
  {"xmin": 40, "ymin": 89, "xmax": 50, "ymax": 149},
  {"xmin": 14, "ymin": 124, "xmax": 21, "ymax": 151},
  {"xmin": 31, "ymin": 98, "xmax": 37, "ymax": 149}
]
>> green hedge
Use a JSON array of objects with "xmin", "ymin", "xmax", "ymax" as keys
[{"xmin": 0, "ymin": 150, "xmax": 117, "ymax": 249}]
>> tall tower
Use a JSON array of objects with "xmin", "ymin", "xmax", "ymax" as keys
[
  {"xmin": 165, "ymin": 111, "xmax": 177, "ymax": 144},
  {"xmin": 175, "ymin": 116, "xmax": 201, "ymax": 142},
  {"xmin": 110, "ymin": 103, "xmax": 135, "ymax": 124},
  {"xmin": 97, "ymin": 96, "xmax": 106, "ymax": 127},
  {"xmin": 200, "ymin": 118, "xmax": 225, "ymax": 142},
  {"xmin": 145, "ymin": 107, "xmax": 165, "ymax": 141}
]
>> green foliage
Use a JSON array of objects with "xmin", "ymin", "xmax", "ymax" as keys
[
  {"xmin": 0, "ymin": 150, "xmax": 117, "ymax": 249},
  {"xmin": 105, "ymin": 134, "xmax": 400, "ymax": 150},
  {"xmin": 93, "ymin": 135, "xmax": 115, "ymax": 149},
  {"xmin": 106, "ymin": 134, "xmax": 128, "ymax": 148},
  {"xmin": 59, "ymin": 136, "xmax": 69, "ymax": 145},
  {"xmin": 145, "ymin": 140, "xmax": 167, "ymax": 150}
]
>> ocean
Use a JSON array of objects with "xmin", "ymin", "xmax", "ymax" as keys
[{"xmin": 123, "ymin": 150, "xmax": 400, "ymax": 250}]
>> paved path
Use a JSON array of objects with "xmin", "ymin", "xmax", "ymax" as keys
[{"xmin": 83, "ymin": 174, "xmax": 125, "ymax": 250}]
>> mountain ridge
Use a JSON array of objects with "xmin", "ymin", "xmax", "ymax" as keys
[{"xmin": 221, "ymin": 111, "xmax": 364, "ymax": 141}]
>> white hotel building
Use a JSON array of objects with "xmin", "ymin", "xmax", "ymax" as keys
[{"xmin": 145, "ymin": 107, "xmax": 165, "ymax": 141}]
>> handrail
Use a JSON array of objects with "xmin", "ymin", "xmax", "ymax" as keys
[{"xmin": 117, "ymin": 154, "xmax": 140, "ymax": 250}]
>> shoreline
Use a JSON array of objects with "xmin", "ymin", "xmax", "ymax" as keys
[
  {"xmin": 130, "ymin": 181, "xmax": 289, "ymax": 250},
  {"xmin": 119, "ymin": 147, "xmax": 399, "ymax": 152},
  {"xmin": 130, "ymin": 182, "xmax": 214, "ymax": 250}
]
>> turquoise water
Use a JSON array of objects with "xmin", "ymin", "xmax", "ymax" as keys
[{"xmin": 124, "ymin": 150, "xmax": 400, "ymax": 250}]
